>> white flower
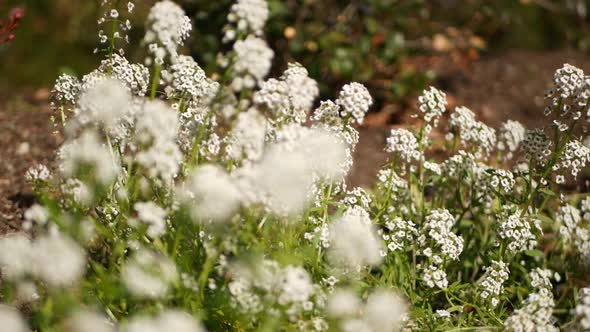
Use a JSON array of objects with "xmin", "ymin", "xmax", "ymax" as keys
[
  {"xmin": 77, "ymin": 77, "xmax": 132, "ymax": 130},
  {"xmin": 386, "ymin": 128, "xmax": 420, "ymax": 163},
  {"xmin": 231, "ymin": 36, "xmax": 274, "ymax": 90},
  {"xmin": 59, "ymin": 130, "xmax": 120, "ymax": 184},
  {"xmin": 575, "ymin": 287, "xmax": 590, "ymax": 329},
  {"xmin": 32, "ymin": 233, "xmax": 86, "ymax": 287},
  {"xmin": 418, "ymin": 86, "xmax": 447, "ymax": 127},
  {"xmin": 51, "ymin": 73, "xmax": 81, "ymax": 112},
  {"xmin": 488, "ymin": 168, "xmax": 515, "ymax": 193},
  {"xmin": 134, "ymin": 202, "xmax": 167, "ymax": 238},
  {"xmin": 122, "ymin": 250, "xmax": 177, "ymax": 299},
  {"xmin": 24, "ymin": 204, "xmax": 49, "ymax": 226},
  {"xmin": 478, "ymin": 260, "xmax": 510, "ymax": 306},
  {"xmin": 497, "ymin": 205, "xmax": 540, "ymax": 254},
  {"xmin": 0, "ymin": 233, "xmax": 33, "ymax": 280},
  {"xmin": 327, "ymin": 289, "xmax": 361, "ymax": 318},
  {"xmin": 179, "ymin": 165, "xmax": 243, "ymax": 223},
  {"xmin": 328, "ymin": 207, "xmax": 383, "ymax": 268},
  {"xmin": 545, "ymin": 63, "xmax": 589, "ymax": 123},
  {"xmin": 364, "ymin": 290, "xmax": 408, "ymax": 332},
  {"xmin": 236, "ymin": 125, "xmax": 347, "ymax": 215},
  {"xmin": 497, "ymin": 120, "xmax": 526, "ymax": 160},
  {"xmin": 275, "ymin": 265, "xmax": 314, "ymax": 305},
  {"xmin": 254, "ymin": 63, "xmax": 319, "ymax": 123},
  {"xmin": 522, "ymin": 129, "xmax": 552, "ymax": 164},
  {"xmin": 420, "ymin": 209, "xmax": 463, "ymax": 261},
  {"xmin": 144, "ymin": 0, "xmax": 192, "ymax": 60},
  {"xmin": 447, "ymin": 106, "xmax": 496, "ymax": 158},
  {"xmin": 125, "ymin": 310, "xmax": 204, "ymax": 332},
  {"xmin": 135, "ymin": 100, "xmax": 179, "ymax": 145},
  {"xmin": 282, "ymin": 63, "xmax": 319, "ymax": 113},
  {"xmin": 68, "ymin": 310, "xmax": 116, "ymax": 332},
  {"xmin": 0, "ymin": 305, "xmax": 28, "ymax": 332},
  {"xmin": 164, "ymin": 55, "xmax": 219, "ymax": 103},
  {"xmin": 25, "ymin": 164, "xmax": 50, "ymax": 182},
  {"xmin": 503, "ymin": 269, "xmax": 557, "ymax": 332},
  {"xmin": 557, "ymin": 204, "xmax": 590, "ymax": 264},
  {"xmin": 226, "ymin": 109, "xmax": 268, "ymax": 162},
  {"xmin": 336, "ymin": 82, "xmax": 373, "ymax": 125},
  {"xmin": 94, "ymin": 54, "xmax": 150, "ymax": 97},
  {"xmin": 557, "ymin": 140, "xmax": 590, "ymax": 178},
  {"xmin": 226, "ymin": 0, "xmax": 269, "ymax": 37}
]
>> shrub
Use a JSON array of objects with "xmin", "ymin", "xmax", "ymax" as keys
[{"xmin": 2, "ymin": 1, "xmax": 590, "ymax": 331}]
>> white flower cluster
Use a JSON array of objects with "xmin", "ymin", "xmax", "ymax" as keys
[
  {"xmin": 336, "ymin": 82, "xmax": 373, "ymax": 125},
  {"xmin": 51, "ymin": 74, "xmax": 81, "ymax": 113},
  {"xmin": 225, "ymin": 0, "xmax": 269, "ymax": 41},
  {"xmin": 98, "ymin": 54, "xmax": 150, "ymax": 96},
  {"xmin": 441, "ymin": 150, "xmax": 477, "ymax": 182},
  {"xmin": 0, "ymin": 305, "xmax": 27, "ymax": 332},
  {"xmin": 478, "ymin": 260, "xmax": 510, "ymax": 307},
  {"xmin": 0, "ymin": 233, "xmax": 86, "ymax": 287},
  {"xmin": 503, "ymin": 269, "xmax": 558, "ymax": 332},
  {"xmin": 163, "ymin": 55, "xmax": 220, "ymax": 103},
  {"xmin": 380, "ymin": 216, "xmax": 418, "ymax": 252},
  {"xmin": 227, "ymin": 260, "xmax": 327, "ymax": 328},
  {"xmin": 557, "ymin": 140, "xmax": 590, "ymax": 179},
  {"xmin": 58, "ymin": 130, "xmax": 120, "ymax": 184},
  {"xmin": 254, "ymin": 63, "xmax": 319, "ymax": 123},
  {"xmin": 545, "ymin": 63, "xmax": 589, "ymax": 124},
  {"xmin": 180, "ymin": 164, "xmax": 243, "ymax": 223},
  {"xmin": 311, "ymin": 100, "xmax": 360, "ymax": 181},
  {"xmin": 122, "ymin": 249, "xmax": 177, "ymax": 299},
  {"xmin": 575, "ymin": 287, "xmax": 590, "ymax": 330},
  {"xmin": 125, "ymin": 310, "xmax": 205, "ymax": 332},
  {"xmin": 312, "ymin": 100, "xmax": 343, "ymax": 128},
  {"xmin": 328, "ymin": 206, "xmax": 383, "ymax": 269},
  {"xmin": 25, "ymin": 164, "xmax": 50, "ymax": 182},
  {"xmin": 343, "ymin": 187, "xmax": 372, "ymax": 210},
  {"xmin": 386, "ymin": 129, "xmax": 420, "ymax": 163},
  {"xmin": 226, "ymin": 109, "xmax": 268, "ymax": 162},
  {"xmin": 304, "ymin": 218, "xmax": 331, "ymax": 249},
  {"xmin": 557, "ymin": 202, "xmax": 590, "ymax": 264},
  {"xmin": 417, "ymin": 86, "xmax": 447, "ymax": 129},
  {"xmin": 133, "ymin": 201, "xmax": 167, "ymax": 238},
  {"xmin": 231, "ymin": 36, "xmax": 274, "ymax": 91},
  {"xmin": 144, "ymin": 0, "xmax": 192, "ymax": 62},
  {"xmin": 418, "ymin": 209, "xmax": 463, "ymax": 289},
  {"xmin": 522, "ymin": 128, "xmax": 552, "ymax": 164},
  {"xmin": 497, "ymin": 120, "xmax": 526, "ymax": 160},
  {"xmin": 447, "ymin": 106, "xmax": 497, "ymax": 158},
  {"xmin": 497, "ymin": 205, "xmax": 541, "ymax": 254},
  {"xmin": 327, "ymin": 288, "xmax": 408, "ymax": 332},
  {"xmin": 488, "ymin": 168, "xmax": 515, "ymax": 194},
  {"xmin": 76, "ymin": 78, "xmax": 132, "ymax": 135},
  {"xmin": 377, "ymin": 169, "xmax": 409, "ymax": 198},
  {"xmin": 134, "ymin": 100, "xmax": 182, "ymax": 183},
  {"xmin": 180, "ymin": 124, "xmax": 348, "ymax": 220}
]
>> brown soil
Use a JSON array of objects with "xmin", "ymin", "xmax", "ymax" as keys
[
  {"xmin": 0, "ymin": 94, "xmax": 58, "ymax": 233},
  {"xmin": 1, "ymin": 49, "xmax": 590, "ymax": 229}
]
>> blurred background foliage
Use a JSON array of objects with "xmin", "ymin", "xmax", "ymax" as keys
[{"xmin": 1, "ymin": 0, "xmax": 590, "ymax": 105}]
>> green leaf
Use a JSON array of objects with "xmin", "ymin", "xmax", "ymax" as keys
[{"xmin": 524, "ymin": 249, "xmax": 545, "ymax": 257}]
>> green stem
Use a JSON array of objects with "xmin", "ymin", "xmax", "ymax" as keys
[{"xmin": 150, "ymin": 64, "xmax": 161, "ymax": 100}]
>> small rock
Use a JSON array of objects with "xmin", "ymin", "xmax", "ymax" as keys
[
  {"xmin": 34, "ymin": 88, "xmax": 50, "ymax": 102},
  {"xmin": 16, "ymin": 142, "xmax": 30, "ymax": 155}
]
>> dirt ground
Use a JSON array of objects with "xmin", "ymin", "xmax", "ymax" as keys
[{"xmin": 1, "ymin": 49, "xmax": 590, "ymax": 229}]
